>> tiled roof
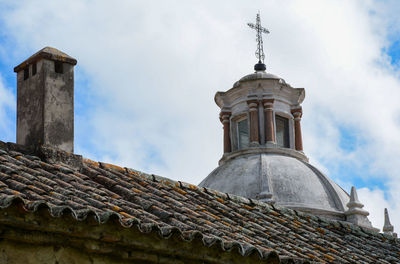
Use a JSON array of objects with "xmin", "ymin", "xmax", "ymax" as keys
[{"xmin": 0, "ymin": 141, "xmax": 399, "ymax": 263}]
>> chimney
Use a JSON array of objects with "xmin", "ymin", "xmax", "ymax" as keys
[{"xmin": 14, "ymin": 47, "xmax": 77, "ymax": 152}]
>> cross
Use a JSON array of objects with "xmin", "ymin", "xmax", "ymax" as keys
[{"xmin": 248, "ymin": 12, "xmax": 270, "ymax": 65}]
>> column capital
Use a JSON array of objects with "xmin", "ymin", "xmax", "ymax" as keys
[
  {"xmin": 220, "ymin": 111, "xmax": 231, "ymax": 116},
  {"xmin": 247, "ymin": 100, "xmax": 258, "ymax": 113},
  {"xmin": 262, "ymin": 98, "xmax": 275, "ymax": 104},
  {"xmin": 291, "ymin": 107, "xmax": 302, "ymax": 119},
  {"xmin": 263, "ymin": 99, "xmax": 275, "ymax": 110},
  {"xmin": 247, "ymin": 99, "xmax": 259, "ymax": 106},
  {"xmin": 219, "ymin": 111, "xmax": 231, "ymax": 123}
]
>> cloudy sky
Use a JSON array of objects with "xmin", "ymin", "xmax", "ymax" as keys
[{"xmin": 0, "ymin": 0, "xmax": 399, "ymax": 231}]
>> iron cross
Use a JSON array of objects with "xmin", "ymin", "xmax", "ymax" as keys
[{"xmin": 247, "ymin": 12, "xmax": 270, "ymax": 64}]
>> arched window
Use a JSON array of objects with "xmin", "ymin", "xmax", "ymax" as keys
[
  {"xmin": 276, "ymin": 115, "xmax": 289, "ymax": 148},
  {"xmin": 237, "ymin": 118, "xmax": 249, "ymax": 149}
]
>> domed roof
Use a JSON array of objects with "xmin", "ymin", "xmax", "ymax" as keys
[
  {"xmin": 233, "ymin": 71, "xmax": 284, "ymax": 88},
  {"xmin": 199, "ymin": 152, "xmax": 350, "ymax": 219},
  {"xmin": 240, "ymin": 71, "xmax": 281, "ymax": 81}
]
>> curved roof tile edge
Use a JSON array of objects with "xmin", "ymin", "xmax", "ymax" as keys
[{"xmin": 0, "ymin": 195, "xmax": 291, "ymax": 262}]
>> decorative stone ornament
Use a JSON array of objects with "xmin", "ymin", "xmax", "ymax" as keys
[
  {"xmin": 383, "ymin": 208, "xmax": 397, "ymax": 237},
  {"xmin": 345, "ymin": 187, "xmax": 375, "ymax": 230}
]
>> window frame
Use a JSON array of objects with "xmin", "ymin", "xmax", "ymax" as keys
[
  {"xmin": 230, "ymin": 113, "xmax": 250, "ymax": 151},
  {"xmin": 236, "ymin": 116, "xmax": 250, "ymax": 150},
  {"xmin": 275, "ymin": 114, "xmax": 290, "ymax": 148}
]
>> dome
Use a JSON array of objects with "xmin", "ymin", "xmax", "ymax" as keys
[
  {"xmin": 199, "ymin": 151, "xmax": 350, "ymax": 220},
  {"xmin": 240, "ymin": 71, "xmax": 280, "ymax": 81},
  {"xmin": 233, "ymin": 71, "xmax": 283, "ymax": 88}
]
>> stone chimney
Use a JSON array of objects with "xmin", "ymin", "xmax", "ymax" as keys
[{"xmin": 14, "ymin": 47, "xmax": 77, "ymax": 152}]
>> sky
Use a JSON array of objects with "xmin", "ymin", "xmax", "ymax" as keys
[{"xmin": 0, "ymin": 0, "xmax": 399, "ymax": 231}]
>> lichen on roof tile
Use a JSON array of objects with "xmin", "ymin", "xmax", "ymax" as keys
[{"xmin": 0, "ymin": 141, "xmax": 398, "ymax": 263}]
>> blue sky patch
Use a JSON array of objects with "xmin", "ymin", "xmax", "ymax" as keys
[
  {"xmin": 338, "ymin": 125, "xmax": 364, "ymax": 152},
  {"xmin": 385, "ymin": 40, "xmax": 400, "ymax": 66}
]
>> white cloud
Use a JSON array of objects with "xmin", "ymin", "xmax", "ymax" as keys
[
  {"xmin": 0, "ymin": 0, "xmax": 400, "ymax": 230},
  {"xmin": 358, "ymin": 187, "xmax": 398, "ymax": 232}
]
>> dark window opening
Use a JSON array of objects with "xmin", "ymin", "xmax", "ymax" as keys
[
  {"xmin": 54, "ymin": 61, "xmax": 63, "ymax": 74},
  {"xmin": 237, "ymin": 118, "xmax": 249, "ymax": 149},
  {"xmin": 276, "ymin": 115, "xmax": 290, "ymax": 148},
  {"xmin": 23, "ymin": 67, "xmax": 29, "ymax": 80},
  {"xmin": 32, "ymin": 63, "xmax": 37, "ymax": 76}
]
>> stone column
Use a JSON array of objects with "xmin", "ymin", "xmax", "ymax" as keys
[
  {"xmin": 291, "ymin": 108, "xmax": 303, "ymax": 151},
  {"xmin": 263, "ymin": 99, "xmax": 275, "ymax": 144},
  {"xmin": 247, "ymin": 100, "xmax": 260, "ymax": 145},
  {"xmin": 220, "ymin": 112, "xmax": 231, "ymax": 153}
]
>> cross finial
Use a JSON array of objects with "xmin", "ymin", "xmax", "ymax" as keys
[{"xmin": 248, "ymin": 12, "xmax": 270, "ymax": 71}]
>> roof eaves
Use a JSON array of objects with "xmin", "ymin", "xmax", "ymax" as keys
[{"xmin": 0, "ymin": 195, "xmax": 291, "ymax": 263}]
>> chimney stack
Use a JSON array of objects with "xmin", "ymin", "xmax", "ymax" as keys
[{"xmin": 14, "ymin": 47, "xmax": 77, "ymax": 152}]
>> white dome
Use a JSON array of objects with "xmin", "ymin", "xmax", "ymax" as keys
[{"xmin": 199, "ymin": 152, "xmax": 350, "ymax": 220}]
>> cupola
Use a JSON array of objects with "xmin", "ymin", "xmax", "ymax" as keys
[
  {"xmin": 200, "ymin": 13, "xmax": 375, "ymax": 229},
  {"xmin": 215, "ymin": 71, "xmax": 305, "ymax": 163}
]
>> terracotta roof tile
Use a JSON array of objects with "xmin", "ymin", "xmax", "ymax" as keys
[{"xmin": 0, "ymin": 141, "xmax": 398, "ymax": 263}]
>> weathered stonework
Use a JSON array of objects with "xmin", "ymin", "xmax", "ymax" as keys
[{"xmin": 15, "ymin": 47, "xmax": 77, "ymax": 153}]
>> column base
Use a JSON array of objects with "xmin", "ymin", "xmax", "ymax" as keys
[
  {"xmin": 222, "ymin": 152, "xmax": 231, "ymax": 157},
  {"xmin": 250, "ymin": 142, "xmax": 260, "ymax": 147},
  {"xmin": 265, "ymin": 142, "xmax": 277, "ymax": 148}
]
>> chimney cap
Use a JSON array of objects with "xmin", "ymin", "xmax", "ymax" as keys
[{"xmin": 14, "ymin": 46, "xmax": 77, "ymax": 72}]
